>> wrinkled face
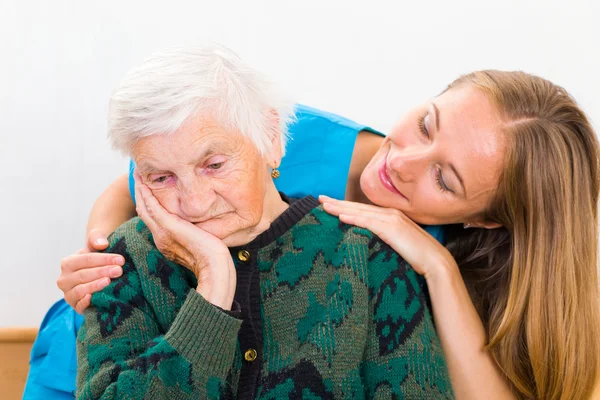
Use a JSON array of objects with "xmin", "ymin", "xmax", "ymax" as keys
[
  {"xmin": 132, "ymin": 114, "xmax": 273, "ymax": 245},
  {"xmin": 361, "ymin": 85, "xmax": 506, "ymax": 225}
]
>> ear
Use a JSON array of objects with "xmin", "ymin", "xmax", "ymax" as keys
[{"xmin": 265, "ymin": 109, "xmax": 283, "ymax": 169}]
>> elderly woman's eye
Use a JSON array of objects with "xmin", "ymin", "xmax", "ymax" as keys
[
  {"xmin": 208, "ymin": 162, "xmax": 224, "ymax": 170},
  {"xmin": 151, "ymin": 175, "xmax": 171, "ymax": 183}
]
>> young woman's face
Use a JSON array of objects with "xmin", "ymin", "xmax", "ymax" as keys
[{"xmin": 360, "ymin": 85, "xmax": 506, "ymax": 225}]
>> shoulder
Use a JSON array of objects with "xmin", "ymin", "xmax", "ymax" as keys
[
  {"xmin": 300, "ymin": 205, "xmax": 374, "ymax": 244},
  {"xmin": 365, "ymin": 233, "xmax": 426, "ymax": 295},
  {"xmin": 104, "ymin": 217, "xmax": 176, "ymax": 286},
  {"xmin": 291, "ymin": 104, "xmax": 383, "ymax": 137},
  {"xmin": 105, "ymin": 217, "xmax": 155, "ymax": 266},
  {"xmin": 95, "ymin": 218, "xmax": 195, "ymax": 314}
]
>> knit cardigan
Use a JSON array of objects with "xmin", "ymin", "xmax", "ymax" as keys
[{"xmin": 76, "ymin": 196, "xmax": 453, "ymax": 399}]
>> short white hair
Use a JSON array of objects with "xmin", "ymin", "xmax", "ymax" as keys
[{"xmin": 108, "ymin": 44, "xmax": 295, "ymax": 156}]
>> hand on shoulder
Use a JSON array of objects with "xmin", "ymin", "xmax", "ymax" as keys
[{"xmin": 319, "ymin": 195, "xmax": 458, "ymax": 281}]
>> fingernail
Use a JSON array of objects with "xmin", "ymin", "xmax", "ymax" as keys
[
  {"xmin": 100, "ymin": 277, "xmax": 110, "ymax": 287},
  {"xmin": 113, "ymin": 257, "xmax": 124, "ymax": 265},
  {"xmin": 110, "ymin": 267, "xmax": 122, "ymax": 277},
  {"xmin": 96, "ymin": 238, "xmax": 108, "ymax": 246}
]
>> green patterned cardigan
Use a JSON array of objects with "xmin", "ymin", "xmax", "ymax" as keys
[{"xmin": 76, "ymin": 196, "xmax": 453, "ymax": 399}]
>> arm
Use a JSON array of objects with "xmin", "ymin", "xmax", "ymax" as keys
[
  {"xmin": 426, "ymin": 267, "xmax": 514, "ymax": 400},
  {"xmin": 321, "ymin": 197, "xmax": 515, "ymax": 400},
  {"xmin": 58, "ymin": 173, "xmax": 136, "ymax": 313},
  {"xmin": 86, "ymin": 173, "xmax": 137, "ymax": 239},
  {"xmin": 76, "ymin": 225, "xmax": 241, "ymax": 400},
  {"xmin": 361, "ymin": 234, "xmax": 453, "ymax": 399}
]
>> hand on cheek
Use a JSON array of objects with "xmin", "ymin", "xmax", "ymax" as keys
[{"xmin": 134, "ymin": 171, "xmax": 237, "ymax": 310}]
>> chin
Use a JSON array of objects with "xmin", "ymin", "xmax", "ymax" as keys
[
  {"xmin": 195, "ymin": 217, "xmax": 257, "ymax": 247},
  {"xmin": 360, "ymin": 167, "xmax": 386, "ymax": 206},
  {"xmin": 194, "ymin": 220, "xmax": 238, "ymax": 240}
]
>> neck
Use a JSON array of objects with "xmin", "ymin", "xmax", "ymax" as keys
[
  {"xmin": 262, "ymin": 181, "xmax": 290, "ymax": 221},
  {"xmin": 345, "ymin": 130, "xmax": 384, "ymax": 203}
]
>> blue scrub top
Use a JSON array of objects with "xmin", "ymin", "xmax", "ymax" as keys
[{"xmin": 24, "ymin": 104, "xmax": 445, "ymax": 399}]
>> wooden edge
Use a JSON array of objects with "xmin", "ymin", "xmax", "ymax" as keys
[{"xmin": 0, "ymin": 327, "xmax": 39, "ymax": 343}]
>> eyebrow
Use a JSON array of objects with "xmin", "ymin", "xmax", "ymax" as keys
[
  {"xmin": 449, "ymin": 163, "xmax": 467, "ymax": 197},
  {"xmin": 432, "ymin": 102, "xmax": 441, "ymax": 131},
  {"xmin": 137, "ymin": 143, "xmax": 223, "ymax": 173}
]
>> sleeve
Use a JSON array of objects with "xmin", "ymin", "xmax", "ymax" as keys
[
  {"xmin": 128, "ymin": 159, "xmax": 136, "ymax": 204},
  {"xmin": 362, "ymin": 236, "xmax": 454, "ymax": 399},
  {"xmin": 76, "ymin": 226, "xmax": 242, "ymax": 400}
]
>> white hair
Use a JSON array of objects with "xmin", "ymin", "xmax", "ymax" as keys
[{"xmin": 107, "ymin": 44, "xmax": 295, "ymax": 156}]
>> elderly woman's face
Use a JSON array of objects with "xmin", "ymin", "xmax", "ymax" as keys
[
  {"xmin": 361, "ymin": 85, "xmax": 506, "ymax": 226},
  {"xmin": 132, "ymin": 115, "xmax": 272, "ymax": 244}
]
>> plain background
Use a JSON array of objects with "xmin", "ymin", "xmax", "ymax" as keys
[{"xmin": 1, "ymin": 0, "xmax": 598, "ymax": 327}]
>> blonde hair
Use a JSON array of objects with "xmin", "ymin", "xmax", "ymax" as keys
[{"xmin": 445, "ymin": 71, "xmax": 600, "ymax": 399}]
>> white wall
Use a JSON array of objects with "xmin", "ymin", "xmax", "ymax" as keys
[{"xmin": 1, "ymin": 0, "xmax": 598, "ymax": 326}]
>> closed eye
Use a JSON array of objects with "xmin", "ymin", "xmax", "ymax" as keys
[
  {"xmin": 435, "ymin": 167, "xmax": 452, "ymax": 193},
  {"xmin": 148, "ymin": 174, "xmax": 175, "ymax": 186},
  {"xmin": 418, "ymin": 113, "xmax": 429, "ymax": 139}
]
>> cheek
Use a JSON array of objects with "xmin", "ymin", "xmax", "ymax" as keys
[
  {"xmin": 151, "ymin": 189, "xmax": 180, "ymax": 215},
  {"xmin": 217, "ymin": 168, "xmax": 267, "ymax": 221}
]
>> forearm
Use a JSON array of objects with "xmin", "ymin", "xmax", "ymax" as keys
[
  {"xmin": 427, "ymin": 267, "xmax": 515, "ymax": 400},
  {"xmin": 77, "ymin": 291, "xmax": 242, "ymax": 400},
  {"xmin": 86, "ymin": 173, "xmax": 137, "ymax": 238}
]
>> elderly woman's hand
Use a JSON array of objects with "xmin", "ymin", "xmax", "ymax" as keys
[
  {"xmin": 135, "ymin": 174, "xmax": 237, "ymax": 311},
  {"xmin": 319, "ymin": 195, "xmax": 459, "ymax": 281}
]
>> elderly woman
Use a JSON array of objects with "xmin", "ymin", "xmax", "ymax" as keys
[{"xmin": 75, "ymin": 45, "xmax": 452, "ymax": 399}]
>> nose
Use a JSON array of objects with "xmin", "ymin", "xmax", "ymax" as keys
[
  {"xmin": 178, "ymin": 178, "xmax": 215, "ymax": 220},
  {"xmin": 387, "ymin": 145, "xmax": 429, "ymax": 183}
]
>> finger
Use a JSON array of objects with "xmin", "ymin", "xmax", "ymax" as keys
[
  {"xmin": 65, "ymin": 278, "xmax": 110, "ymax": 309},
  {"xmin": 319, "ymin": 195, "xmax": 365, "ymax": 209},
  {"xmin": 339, "ymin": 213, "xmax": 389, "ymax": 236},
  {"xmin": 320, "ymin": 197, "xmax": 396, "ymax": 216},
  {"xmin": 139, "ymin": 183, "xmax": 184, "ymax": 231},
  {"xmin": 320, "ymin": 196, "xmax": 387, "ymax": 212},
  {"xmin": 74, "ymin": 294, "xmax": 91, "ymax": 315},
  {"xmin": 87, "ymin": 228, "xmax": 109, "ymax": 251},
  {"xmin": 134, "ymin": 174, "xmax": 160, "ymax": 233},
  {"xmin": 322, "ymin": 201, "xmax": 393, "ymax": 220},
  {"xmin": 61, "ymin": 252, "xmax": 125, "ymax": 274},
  {"xmin": 74, "ymin": 265, "xmax": 123, "ymax": 286}
]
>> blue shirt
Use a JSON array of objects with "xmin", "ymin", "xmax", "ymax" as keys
[{"xmin": 24, "ymin": 104, "xmax": 445, "ymax": 399}]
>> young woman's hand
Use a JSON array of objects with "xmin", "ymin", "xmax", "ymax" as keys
[
  {"xmin": 135, "ymin": 173, "xmax": 236, "ymax": 310},
  {"xmin": 57, "ymin": 230, "xmax": 125, "ymax": 314},
  {"xmin": 319, "ymin": 195, "xmax": 457, "ymax": 281}
]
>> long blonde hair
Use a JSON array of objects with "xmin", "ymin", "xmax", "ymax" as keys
[{"xmin": 444, "ymin": 71, "xmax": 600, "ymax": 399}]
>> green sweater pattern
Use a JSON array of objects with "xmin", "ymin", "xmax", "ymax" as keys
[{"xmin": 76, "ymin": 201, "xmax": 453, "ymax": 399}]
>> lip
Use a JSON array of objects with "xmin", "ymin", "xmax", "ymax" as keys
[
  {"xmin": 190, "ymin": 212, "xmax": 231, "ymax": 224},
  {"xmin": 378, "ymin": 153, "xmax": 408, "ymax": 200}
]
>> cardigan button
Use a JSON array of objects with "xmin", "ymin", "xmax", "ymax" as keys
[
  {"xmin": 238, "ymin": 250, "xmax": 250, "ymax": 262},
  {"xmin": 244, "ymin": 348, "xmax": 257, "ymax": 362}
]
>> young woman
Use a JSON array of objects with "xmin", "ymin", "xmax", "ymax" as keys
[{"xmin": 35, "ymin": 71, "xmax": 599, "ymax": 399}]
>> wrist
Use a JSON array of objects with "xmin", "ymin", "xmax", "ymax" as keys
[
  {"xmin": 424, "ymin": 258, "xmax": 460, "ymax": 287},
  {"xmin": 196, "ymin": 285, "xmax": 234, "ymax": 310}
]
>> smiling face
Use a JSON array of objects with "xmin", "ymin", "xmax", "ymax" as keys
[
  {"xmin": 132, "ymin": 113, "xmax": 283, "ymax": 246},
  {"xmin": 360, "ymin": 84, "xmax": 506, "ymax": 226}
]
